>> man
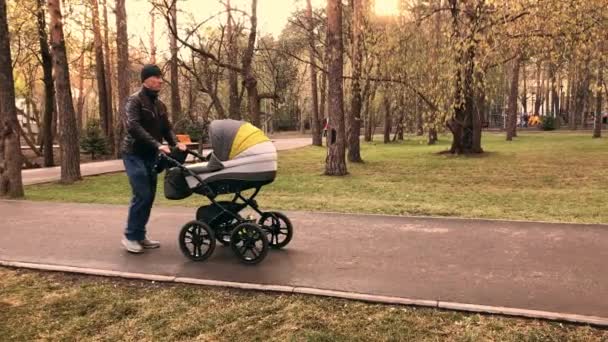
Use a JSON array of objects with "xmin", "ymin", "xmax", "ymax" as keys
[{"xmin": 121, "ymin": 64, "xmax": 186, "ymax": 253}]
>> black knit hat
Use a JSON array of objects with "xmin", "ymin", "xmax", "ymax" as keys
[{"xmin": 141, "ymin": 64, "xmax": 162, "ymax": 82}]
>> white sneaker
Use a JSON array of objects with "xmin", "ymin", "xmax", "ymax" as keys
[
  {"xmin": 139, "ymin": 238, "xmax": 160, "ymax": 249},
  {"xmin": 122, "ymin": 238, "xmax": 144, "ymax": 254}
]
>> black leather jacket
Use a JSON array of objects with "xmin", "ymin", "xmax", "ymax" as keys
[{"xmin": 121, "ymin": 87, "xmax": 178, "ymax": 157}]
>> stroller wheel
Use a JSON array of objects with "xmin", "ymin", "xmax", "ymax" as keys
[
  {"xmin": 179, "ymin": 220, "xmax": 216, "ymax": 261},
  {"xmin": 230, "ymin": 223, "xmax": 268, "ymax": 265},
  {"xmin": 258, "ymin": 212, "xmax": 293, "ymax": 249}
]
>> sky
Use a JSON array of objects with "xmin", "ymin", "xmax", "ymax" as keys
[
  {"xmin": 125, "ymin": 0, "xmax": 326, "ymax": 57},
  {"xmin": 124, "ymin": 0, "xmax": 399, "ymax": 58}
]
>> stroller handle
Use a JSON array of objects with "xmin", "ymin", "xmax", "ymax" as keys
[{"xmin": 185, "ymin": 149, "xmax": 207, "ymax": 162}]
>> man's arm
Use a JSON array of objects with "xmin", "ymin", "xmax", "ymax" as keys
[{"xmin": 124, "ymin": 96, "xmax": 161, "ymax": 149}]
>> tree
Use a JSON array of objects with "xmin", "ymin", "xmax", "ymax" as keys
[
  {"xmin": 149, "ymin": 5, "xmax": 156, "ymax": 64},
  {"xmin": 347, "ymin": 0, "xmax": 363, "ymax": 162},
  {"xmin": 169, "ymin": 0, "xmax": 181, "ymax": 123},
  {"xmin": 0, "ymin": 0, "xmax": 24, "ymax": 198},
  {"xmin": 36, "ymin": 0, "xmax": 55, "ymax": 166},
  {"xmin": 241, "ymin": 0, "xmax": 262, "ymax": 127},
  {"xmin": 593, "ymin": 57, "xmax": 604, "ymax": 138},
  {"xmin": 446, "ymin": 0, "xmax": 483, "ymax": 154},
  {"xmin": 75, "ymin": 4, "xmax": 88, "ymax": 132},
  {"xmin": 114, "ymin": 0, "xmax": 129, "ymax": 157},
  {"xmin": 226, "ymin": 0, "xmax": 241, "ymax": 120},
  {"xmin": 48, "ymin": 0, "xmax": 81, "ymax": 183},
  {"xmin": 90, "ymin": 0, "xmax": 112, "ymax": 152},
  {"xmin": 101, "ymin": 0, "xmax": 115, "ymax": 132},
  {"xmin": 506, "ymin": 56, "xmax": 521, "ymax": 141},
  {"xmin": 160, "ymin": 0, "xmax": 272, "ymax": 128},
  {"xmin": 80, "ymin": 119, "xmax": 108, "ymax": 159},
  {"xmin": 325, "ymin": 0, "xmax": 347, "ymax": 176},
  {"xmin": 382, "ymin": 91, "xmax": 392, "ymax": 144},
  {"xmin": 307, "ymin": 0, "xmax": 322, "ymax": 146}
]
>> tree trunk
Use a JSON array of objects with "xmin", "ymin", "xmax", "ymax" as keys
[
  {"xmin": 241, "ymin": 0, "xmax": 262, "ymax": 127},
  {"xmin": 550, "ymin": 66, "xmax": 559, "ymax": 118},
  {"xmin": 347, "ymin": 0, "xmax": 363, "ymax": 162},
  {"xmin": 319, "ymin": 66, "xmax": 327, "ymax": 143},
  {"xmin": 383, "ymin": 94, "xmax": 392, "ymax": 144},
  {"xmin": 36, "ymin": 0, "xmax": 55, "ymax": 166},
  {"xmin": 448, "ymin": 45, "xmax": 481, "ymax": 153},
  {"xmin": 363, "ymin": 81, "xmax": 377, "ymax": 142},
  {"xmin": 76, "ymin": 5, "xmax": 87, "ymax": 133},
  {"xmin": 48, "ymin": 0, "xmax": 82, "ymax": 183},
  {"xmin": 169, "ymin": 0, "xmax": 181, "ymax": 124},
  {"xmin": 101, "ymin": 0, "xmax": 115, "ymax": 149},
  {"xmin": 506, "ymin": 56, "xmax": 521, "ymax": 141},
  {"xmin": 447, "ymin": 0, "xmax": 482, "ymax": 154},
  {"xmin": 565, "ymin": 66, "xmax": 573, "ymax": 126},
  {"xmin": 521, "ymin": 61, "xmax": 527, "ymax": 116},
  {"xmin": 226, "ymin": 0, "xmax": 240, "ymax": 120},
  {"xmin": 474, "ymin": 70, "xmax": 486, "ymax": 150},
  {"xmin": 415, "ymin": 97, "xmax": 423, "ymax": 136},
  {"xmin": 324, "ymin": 0, "xmax": 347, "ymax": 176},
  {"xmin": 90, "ymin": 0, "xmax": 111, "ymax": 148},
  {"xmin": 534, "ymin": 61, "xmax": 542, "ymax": 116},
  {"xmin": 307, "ymin": 0, "xmax": 322, "ymax": 146},
  {"xmin": 299, "ymin": 104, "xmax": 306, "ymax": 134},
  {"xmin": 0, "ymin": 0, "xmax": 24, "ymax": 197},
  {"xmin": 574, "ymin": 58, "xmax": 591, "ymax": 131},
  {"xmin": 593, "ymin": 59, "xmax": 604, "ymax": 138},
  {"xmin": 114, "ymin": 0, "xmax": 129, "ymax": 158},
  {"xmin": 149, "ymin": 7, "xmax": 156, "ymax": 64}
]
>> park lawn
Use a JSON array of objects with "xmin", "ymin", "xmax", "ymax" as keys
[
  {"xmin": 26, "ymin": 132, "xmax": 608, "ymax": 224},
  {"xmin": 1, "ymin": 267, "xmax": 606, "ymax": 341}
]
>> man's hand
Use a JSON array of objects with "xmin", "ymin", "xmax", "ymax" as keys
[
  {"xmin": 176, "ymin": 143, "xmax": 187, "ymax": 151},
  {"xmin": 158, "ymin": 145, "xmax": 171, "ymax": 154}
]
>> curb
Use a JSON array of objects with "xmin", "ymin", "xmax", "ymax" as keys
[{"xmin": 2, "ymin": 260, "xmax": 607, "ymax": 327}]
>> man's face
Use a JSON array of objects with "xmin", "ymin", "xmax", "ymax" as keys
[{"xmin": 143, "ymin": 75, "xmax": 163, "ymax": 91}]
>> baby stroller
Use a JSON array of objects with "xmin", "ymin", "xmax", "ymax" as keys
[{"xmin": 160, "ymin": 119, "xmax": 293, "ymax": 264}]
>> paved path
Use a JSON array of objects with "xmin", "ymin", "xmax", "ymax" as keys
[
  {"xmin": 1, "ymin": 200, "xmax": 606, "ymax": 325},
  {"xmin": 21, "ymin": 138, "xmax": 311, "ymax": 185}
]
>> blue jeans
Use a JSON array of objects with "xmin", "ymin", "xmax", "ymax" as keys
[{"xmin": 123, "ymin": 153, "xmax": 158, "ymax": 241}]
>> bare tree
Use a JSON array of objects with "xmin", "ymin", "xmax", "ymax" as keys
[
  {"xmin": 150, "ymin": 5, "xmax": 156, "ymax": 64},
  {"xmin": 114, "ymin": 0, "xmax": 129, "ymax": 157},
  {"xmin": 76, "ymin": 5, "xmax": 88, "ymax": 132},
  {"xmin": 347, "ymin": 0, "xmax": 363, "ymax": 162},
  {"xmin": 226, "ymin": 0, "xmax": 240, "ymax": 120},
  {"xmin": 169, "ymin": 0, "xmax": 181, "ymax": 123},
  {"xmin": 36, "ymin": 0, "xmax": 55, "ymax": 166},
  {"xmin": 90, "ymin": 0, "xmax": 113, "ymax": 151},
  {"xmin": 383, "ymin": 92, "xmax": 392, "ymax": 144},
  {"xmin": 0, "ymin": 0, "xmax": 24, "ymax": 197},
  {"xmin": 307, "ymin": 0, "xmax": 322, "ymax": 146},
  {"xmin": 48, "ymin": 0, "xmax": 81, "ymax": 183},
  {"xmin": 102, "ymin": 0, "xmax": 115, "ymax": 126}
]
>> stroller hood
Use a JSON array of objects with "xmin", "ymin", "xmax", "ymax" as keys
[{"xmin": 209, "ymin": 119, "xmax": 270, "ymax": 161}]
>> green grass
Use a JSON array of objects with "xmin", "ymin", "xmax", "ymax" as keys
[
  {"xmin": 26, "ymin": 132, "xmax": 608, "ymax": 224},
  {"xmin": 1, "ymin": 267, "xmax": 606, "ymax": 341}
]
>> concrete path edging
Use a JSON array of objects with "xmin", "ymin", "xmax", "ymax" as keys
[{"xmin": 3, "ymin": 259, "xmax": 606, "ymax": 327}]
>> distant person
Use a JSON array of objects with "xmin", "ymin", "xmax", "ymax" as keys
[{"xmin": 522, "ymin": 113, "xmax": 529, "ymax": 128}]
